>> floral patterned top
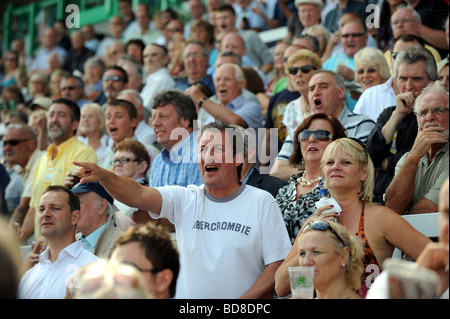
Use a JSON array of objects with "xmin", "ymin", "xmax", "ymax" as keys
[{"xmin": 276, "ymin": 172, "xmax": 324, "ymax": 244}]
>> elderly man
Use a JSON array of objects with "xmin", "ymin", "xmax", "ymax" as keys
[
  {"xmin": 385, "ymin": 84, "xmax": 449, "ymax": 215},
  {"xmin": 286, "ymin": 0, "xmax": 322, "ymax": 41},
  {"xmin": 149, "ymin": 90, "xmax": 202, "ymax": 187},
  {"xmin": 3, "ymin": 124, "xmax": 45, "ymax": 242},
  {"xmin": 124, "ymin": 4, "xmax": 161, "ymax": 45},
  {"xmin": 97, "ymin": 16, "xmax": 125, "ymax": 57},
  {"xmin": 271, "ymin": 70, "xmax": 375, "ymax": 180},
  {"xmin": 367, "ymin": 45, "xmax": 438, "ymax": 204},
  {"xmin": 174, "ymin": 40, "xmax": 216, "ymax": 94},
  {"xmin": 71, "ymin": 182, "xmax": 122, "ymax": 258},
  {"xmin": 386, "ymin": 8, "xmax": 442, "ymax": 69},
  {"xmin": 140, "ymin": 43, "xmax": 175, "ymax": 112},
  {"xmin": 74, "ymin": 119, "xmax": 291, "ymax": 299},
  {"xmin": 30, "ymin": 27, "xmax": 67, "ymax": 75},
  {"xmin": 186, "ymin": 63, "xmax": 263, "ymax": 129},
  {"xmin": 18, "ymin": 186, "xmax": 99, "ymax": 299}
]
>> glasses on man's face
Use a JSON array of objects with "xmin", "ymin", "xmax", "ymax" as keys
[
  {"xmin": 121, "ymin": 261, "xmax": 163, "ymax": 274},
  {"xmin": 111, "ymin": 157, "xmax": 141, "ymax": 166},
  {"xmin": 298, "ymin": 129, "xmax": 334, "ymax": 143},
  {"xmin": 3, "ymin": 138, "xmax": 31, "ymax": 147},
  {"xmin": 61, "ymin": 86, "xmax": 78, "ymax": 91},
  {"xmin": 417, "ymin": 106, "xmax": 449, "ymax": 117},
  {"xmin": 103, "ymin": 75, "xmax": 123, "ymax": 82},
  {"xmin": 341, "ymin": 33, "xmax": 365, "ymax": 38},
  {"xmin": 288, "ymin": 64, "xmax": 317, "ymax": 75},
  {"xmin": 357, "ymin": 67, "xmax": 377, "ymax": 75},
  {"xmin": 302, "ymin": 220, "xmax": 346, "ymax": 247}
]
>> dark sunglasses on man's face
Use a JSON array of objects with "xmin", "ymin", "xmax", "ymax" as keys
[
  {"xmin": 103, "ymin": 75, "xmax": 123, "ymax": 82},
  {"xmin": 3, "ymin": 138, "xmax": 31, "ymax": 147},
  {"xmin": 298, "ymin": 129, "xmax": 334, "ymax": 142},
  {"xmin": 61, "ymin": 86, "xmax": 78, "ymax": 91},
  {"xmin": 288, "ymin": 64, "xmax": 317, "ymax": 75}
]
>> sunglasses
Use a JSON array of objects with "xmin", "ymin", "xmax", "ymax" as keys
[
  {"xmin": 61, "ymin": 86, "xmax": 78, "ymax": 91},
  {"xmin": 103, "ymin": 75, "xmax": 123, "ymax": 82},
  {"xmin": 111, "ymin": 157, "xmax": 141, "ymax": 165},
  {"xmin": 391, "ymin": 52, "xmax": 399, "ymax": 60},
  {"xmin": 3, "ymin": 138, "xmax": 31, "ymax": 147},
  {"xmin": 302, "ymin": 220, "xmax": 346, "ymax": 247},
  {"xmin": 349, "ymin": 137, "xmax": 368, "ymax": 161},
  {"xmin": 288, "ymin": 65, "xmax": 317, "ymax": 75},
  {"xmin": 298, "ymin": 129, "xmax": 334, "ymax": 143},
  {"xmin": 341, "ymin": 33, "xmax": 365, "ymax": 38},
  {"xmin": 356, "ymin": 67, "xmax": 377, "ymax": 75}
]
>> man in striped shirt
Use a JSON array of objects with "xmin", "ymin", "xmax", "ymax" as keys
[
  {"xmin": 149, "ymin": 90, "xmax": 203, "ymax": 187},
  {"xmin": 270, "ymin": 70, "xmax": 375, "ymax": 180}
]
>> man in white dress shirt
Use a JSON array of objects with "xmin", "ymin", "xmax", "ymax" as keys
[
  {"xmin": 140, "ymin": 43, "xmax": 175, "ymax": 112},
  {"xmin": 18, "ymin": 186, "xmax": 99, "ymax": 299}
]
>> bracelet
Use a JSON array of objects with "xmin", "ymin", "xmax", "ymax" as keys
[{"xmin": 198, "ymin": 96, "xmax": 207, "ymax": 108}]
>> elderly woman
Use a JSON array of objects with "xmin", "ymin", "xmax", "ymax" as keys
[
  {"xmin": 437, "ymin": 62, "xmax": 449, "ymax": 92},
  {"xmin": 266, "ymin": 40, "xmax": 290, "ymax": 95},
  {"xmin": 295, "ymin": 219, "xmax": 364, "ymax": 299},
  {"xmin": 25, "ymin": 72, "xmax": 49, "ymax": 107},
  {"xmin": 276, "ymin": 113, "xmax": 347, "ymax": 244},
  {"xmin": 354, "ymin": 47, "xmax": 391, "ymax": 93},
  {"xmin": 282, "ymin": 50, "xmax": 323, "ymax": 139},
  {"xmin": 77, "ymin": 103, "xmax": 110, "ymax": 162},
  {"xmin": 275, "ymin": 138, "xmax": 432, "ymax": 298}
]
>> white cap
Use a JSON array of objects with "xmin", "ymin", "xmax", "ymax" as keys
[{"xmin": 295, "ymin": 0, "xmax": 324, "ymax": 8}]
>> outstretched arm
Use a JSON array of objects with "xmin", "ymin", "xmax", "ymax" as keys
[{"xmin": 73, "ymin": 161, "xmax": 162, "ymax": 215}]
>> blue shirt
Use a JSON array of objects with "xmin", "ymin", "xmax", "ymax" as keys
[
  {"xmin": 150, "ymin": 132, "xmax": 203, "ymax": 187},
  {"xmin": 80, "ymin": 223, "xmax": 107, "ymax": 252}
]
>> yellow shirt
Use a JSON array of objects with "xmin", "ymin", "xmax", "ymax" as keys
[{"xmin": 30, "ymin": 136, "xmax": 97, "ymax": 239}]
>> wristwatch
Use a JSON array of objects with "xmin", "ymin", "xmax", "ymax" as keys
[{"xmin": 198, "ymin": 96, "xmax": 207, "ymax": 108}]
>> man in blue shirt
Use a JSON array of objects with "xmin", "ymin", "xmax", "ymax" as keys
[{"xmin": 150, "ymin": 90, "xmax": 203, "ymax": 187}]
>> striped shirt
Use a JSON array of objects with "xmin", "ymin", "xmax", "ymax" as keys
[{"xmin": 150, "ymin": 132, "xmax": 203, "ymax": 187}]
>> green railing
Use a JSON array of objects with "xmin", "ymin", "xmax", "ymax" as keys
[{"xmin": 2, "ymin": 0, "xmax": 184, "ymax": 57}]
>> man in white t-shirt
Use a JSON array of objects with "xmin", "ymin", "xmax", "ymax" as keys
[{"xmin": 74, "ymin": 120, "xmax": 292, "ymax": 299}]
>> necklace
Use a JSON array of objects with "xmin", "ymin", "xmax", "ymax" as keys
[{"xmin": 297, "ymin": 171, "xmax": 322, "ymax": 187}]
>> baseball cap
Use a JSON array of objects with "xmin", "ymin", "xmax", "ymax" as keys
[
  {"xmin": 31, "ymin": 97, "xmax": 52, "ymax": 110},
  {"xmin": 295, "ymin": 0, "xmax": 324, "ymax": 8},
  {"xmin": 72, "ymin": 182, "xmax": 114, "ymax": 205}
]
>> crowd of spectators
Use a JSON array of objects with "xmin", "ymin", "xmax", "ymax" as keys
[{"xmin": 0, "ymin": 0, "xmax": 448, "ymax": 300}]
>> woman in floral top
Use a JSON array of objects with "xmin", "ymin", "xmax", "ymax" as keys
[{"xmin": 276, "ymin": 113, "xmax": 346, "ymax": 243}]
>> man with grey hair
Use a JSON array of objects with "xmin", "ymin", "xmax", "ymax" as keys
[
  {"xmin": 71, "ymin": 182, "xmax": 122, "ymax": 259},
  {"xmin": 386, "ymin": 83, "xmax": 449, "ymax": 215},
  {"xmin": 389, "ymin": 7, "xmax": 443, "ymax": 62},
  {"xmin": 60, "ymin": 75, "xmax": 92, "ymax": 109},
  {"xmin": 186, "ymin": 63, "xmax": 263, "ymax": 129},
  {"xmin": 4, "ymin": 124, "xmax": 45, "ymax": 242},
  {"xmin": 367, "ymin": 45, "xmax": 438, "ymax": 204}
]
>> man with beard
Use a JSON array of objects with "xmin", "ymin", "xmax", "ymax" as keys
[
  {"xmin": 102, "ymin": 65, "xmax": 128, "ymax": 104},
  {"xmin": 24, "ymin": 98, "xmax": 97, "ymax": 242}
]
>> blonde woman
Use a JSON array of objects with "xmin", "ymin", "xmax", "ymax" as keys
[{"xmin": 354, "ymin": 47, "xmax": 391, "ymax": 92}]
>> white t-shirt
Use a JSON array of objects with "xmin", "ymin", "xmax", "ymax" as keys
[{"xmin": 151, "ymin": 183, "xmax": 292, "ymax": 299}]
